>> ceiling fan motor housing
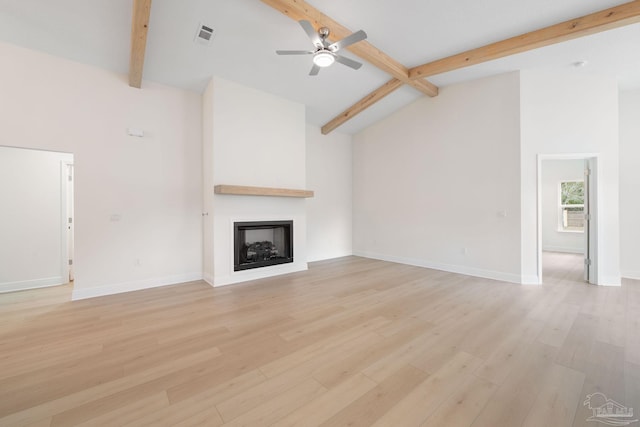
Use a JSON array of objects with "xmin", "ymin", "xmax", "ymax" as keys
[{"xmin": 319, "ymin": 27, "xmax": 330, "ymax": 40}]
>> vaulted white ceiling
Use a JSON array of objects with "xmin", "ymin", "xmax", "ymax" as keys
[{"xmin": 1, "ymin": 0, "xmax": 639, "ymax": 134}]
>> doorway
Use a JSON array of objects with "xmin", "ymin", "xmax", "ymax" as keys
[
  {"xmin": 537, "ymin": 155, "xmax": 598, "ymax": 284},
  {"xmin": 0, "ymin": 146, "xmax": 74, "ymax": 292}
]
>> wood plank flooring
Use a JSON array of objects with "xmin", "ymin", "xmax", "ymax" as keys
[{"xmin": 0, "ymin": 253, "xmax": 639, "ymax": 426}]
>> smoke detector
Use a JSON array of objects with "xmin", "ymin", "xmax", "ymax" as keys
[{"xmin": 194, "ymin": 23, "xmax": 215, "ymax": 46}]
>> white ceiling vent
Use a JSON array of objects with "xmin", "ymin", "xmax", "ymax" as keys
[{"xmin": 194, "ymin": 23, "xmax": 215, "ymax": 46}]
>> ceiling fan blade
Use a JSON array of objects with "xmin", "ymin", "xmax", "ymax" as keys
[
  {"xmin": 276, "ymin": 50, "xmax": 313, "ymax": 55},
  {"xmin": 309, "ymin": 64, "xmax": 321, "ymax": 76},
  {"xmin": 334, "ymin": 55, "xmax": 363, "ymax": 70},
  {"xmin": 328, "ymin": 30, "xmax": 367, "ymax": 52},
  {"xmin": 299, "ymin": 20, "xmax": 323, "ymax": 49}
]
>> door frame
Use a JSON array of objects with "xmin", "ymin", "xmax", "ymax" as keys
[
  {"xmin": 60, "ymin": 160, "xmax": 74, "ymax": 284},
  {"xmin": 537, "ymin": 153, "xmax": 599, "ymax": 284}
]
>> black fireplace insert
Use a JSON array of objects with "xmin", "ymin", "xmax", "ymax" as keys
[{"xmin": 234, "ymin": 220, "xmax": 293, "ymax": 271}]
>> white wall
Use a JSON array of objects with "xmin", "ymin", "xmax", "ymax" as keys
[
  {"xmin": 620, "ymin": 89, "xmax": 640, "ymax": 280},
  {"xmin": 541, "ymin": 159, "xmax": 584, "ymax": 254},
  {"xmin": 306, "ymin": 125, "xmax": 353, "ymax": 262},
  {"xmin": 0, "ymin": 147, "xmax": 73, "ymax": 292},
  {"xmin": 203, "ymin": 77, "xmax": 308, "ymax": 286},
  {"xmin": 0, "ymin": 42, "xmax": 203, "ymax": 299},
  {"xmin": 520, "ymin": 70, "xmax": 620, "ymax": 285},
  {"xmin": 353, "ymin": 72, "xmax": 522, "ymax": 283}
]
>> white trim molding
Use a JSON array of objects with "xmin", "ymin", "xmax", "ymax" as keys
[
  {"xmin": 71, "ymin": 272, "xmax": 203, "ymax": 300},
  {"xmin": 203, "ymin": 273, "xmax": 215, "ymax": 287},
  {"xmin": 213, "ymin": 261, "xmax": 308, "ymax": 287},
  {"xmin": 353, "ymin": 251, "xmax": 523, "ymax": 285},
  {"xmin": 598, "ymin": 279, "xmax": 622, "ymax": 287},
  {"xmin": 0, "ymin": 276, "xmax": 65, "ymax": 293},
  {"xmin": 520, "ymin": 275, "xmax": 541, "ymax": 285},
  {"xmin": 622, "ymin": 271, "xmax": 640, "ymax": 281}
]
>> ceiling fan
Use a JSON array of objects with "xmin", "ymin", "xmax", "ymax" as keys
[{"xmin": 276, "ymin": 20, "xmax": 367, "ymax": 76}]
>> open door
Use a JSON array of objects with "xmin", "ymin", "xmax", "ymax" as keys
[
  {"xmin": 65, "ymin": 163, "xmax": 75, "ymax": 282},
  {"xmin": 583, "ymin": 161, "xmax": 591, "ymax": 282},
  {"xmin": 583, "ymin": 157, "xmax": 597, "ymax": 284},
  {"xmin": 537, "ymin": 154, "xmax": 599, "ymax": 285}
]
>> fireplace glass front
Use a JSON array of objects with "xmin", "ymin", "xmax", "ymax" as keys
[{"xmin": 234, "ymin": 220, "xmax": 293, "ymax": 271}]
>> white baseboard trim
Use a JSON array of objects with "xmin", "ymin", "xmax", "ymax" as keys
[
  {"xmin": 521, "ymin": 275, "xmax": 541, "ymax": 285},
  {"xmin": 203, "ymin": 273, "xmax": 215, "ymax": 287},
  {"xmin": 307, "ymin": 251, "xmax": 354, "ymax": 263},
  {"xmin": 353, "ymin": 251, "xmax": 522, "ymax": 284},
  {"xmin": 0, "ymin": 276, "xmax": 65, "ymax": 294},
  {"xmin": 71, "ymin": 272, "xmax": 204, "ymax": 300},
  {"xmin": 622, "ymin": 271, "xmax": 640, "ymax": 281},
  {"xmin": 214, "ymin": 262, "xmax": 308, "ymax": 287},
  {"xmin": 542, "ymin": 246, "xmax": 584, "ymax": 254},
  {"xmin": 598, "ymin": 276, "xmax": 622, "ymax": 287}
]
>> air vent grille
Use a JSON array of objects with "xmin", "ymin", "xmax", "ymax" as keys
[{"xmin": 194, "ymin": 23, "xmax": 215, "ymax": 45}]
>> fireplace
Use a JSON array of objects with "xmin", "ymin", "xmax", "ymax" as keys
[{"xmin": 234, "ymin": 220, "xmax": 293, "ymax": 271}]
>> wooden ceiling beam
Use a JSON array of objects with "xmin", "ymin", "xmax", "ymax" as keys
[
  {"xmin": 409, "ymin": 0, "xmax": 640, "ymax": 79},
  {"xmin": 321, "ymin": 79, "xmax": 404, "ymax": 135},
  {"xmin": 128, "ymin": 0, "xmax": 152, "ymax": 88},
  {"xmin": 264, "ymin": 0, "xmax": 640, "ymax": 134},
  {"xmin": 260, "ymin": 0, "xmax": 438, "ymax": 97}
]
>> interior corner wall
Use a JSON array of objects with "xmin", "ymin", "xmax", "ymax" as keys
[
  {"xmin": 204, "ymin": 77, "xmax": 308, "ymax": 286},
  {"xmin": 541, "ymin": 159, "xmax": 585, "ymax": 254},
  {"xmin": 620, "ymin": 89, "xmax": 640, "ymax": 280},
  {"xmin": 0, "ymin": 42, "xmax": 203, "ymax": 299},
  {"xmin": 520, "ymin": 69, "xmax": 620, "ymax": 285},
  {"xmin": 352, "ymin": 72, "xmax": 522, "ymax": 283},
  {"xmin": 0, "ymin": 147, "xmax": 73, "ymax": 292},
  {"xmin": 306, "ymin": 124, "xmax": 353, "ymax": 262}
]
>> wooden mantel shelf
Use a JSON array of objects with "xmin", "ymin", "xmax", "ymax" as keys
[{"xmin": 214, "ymin": 185, "xmax": 314, "ymax": 198}]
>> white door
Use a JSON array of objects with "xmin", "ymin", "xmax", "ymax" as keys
[
  {"xmin": 65, "ymin": 163, "xmax": 75, "ymax": 282},
  {"xmin": 583, "ymin": 160, "xmax": 590, "ymax": 282},
  {"xmin": 583, "ymin": 158, "xmax": 597, "ymax": 284}
]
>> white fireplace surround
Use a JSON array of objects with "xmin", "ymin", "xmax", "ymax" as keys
[
  {"xmin": 211, "ymin": 213, "xmax": 307, "ymax": 287},
  {"xmin": 203, "ymin": 77, "xmax": 308, "ymax": 287}
]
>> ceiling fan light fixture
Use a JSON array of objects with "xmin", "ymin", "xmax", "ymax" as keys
[{"xmin": 313, "ymin": 51, "xmax": 335, "ymax": 67}]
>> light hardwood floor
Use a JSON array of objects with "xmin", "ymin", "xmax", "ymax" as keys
[{"xmin": 1, "ymin": 254, "xmax": 639, "ymax": 426}]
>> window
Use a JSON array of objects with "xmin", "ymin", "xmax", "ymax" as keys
[{"xmin": 559, "ymin": 180, "xmax": 584, "ymax": 232}]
